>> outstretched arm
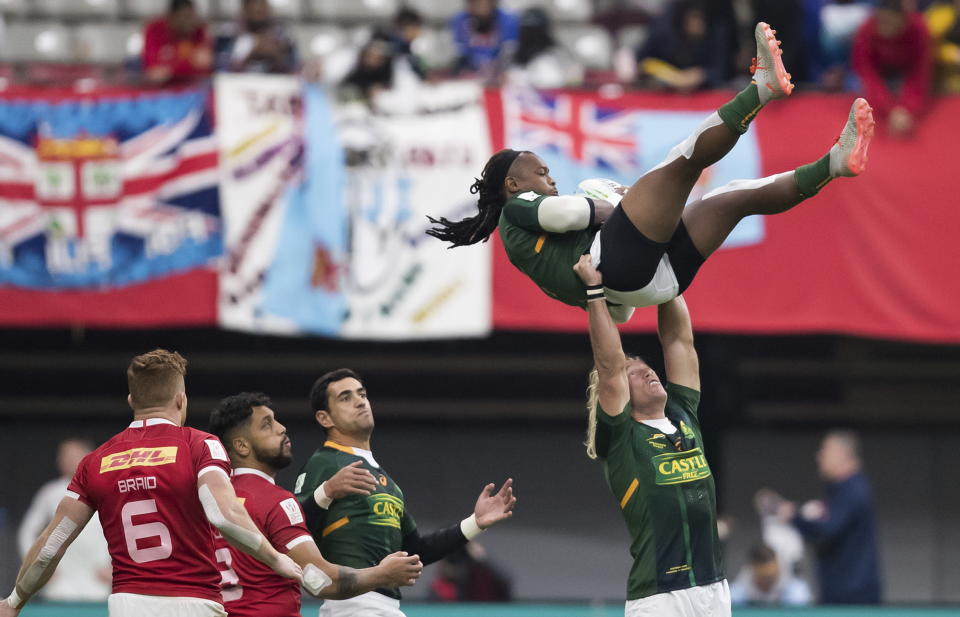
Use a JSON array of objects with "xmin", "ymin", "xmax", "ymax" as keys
[
  {"xmin": 402, "ymin": 479, "xmax": 515, "ymax": 565},
  {"xmin": 198, "ymin": 469, "xmax": 302, "ymax": 583},
  {"xmin": 287, "ymin": 541, "xmax": 422, "ymax": 599},
  {"xmin": 658, "ymin": 296, "xmax": 699, "ymax": 391},
  {"xmin": 573, "ymin": 255, "xmax": 629, "ymax": 414},
  {"xmin": 3, "ymin": 496, "xmax": 94, "ymax": 615}
]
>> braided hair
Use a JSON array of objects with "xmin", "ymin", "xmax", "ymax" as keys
[{"xmin": 426, "ymin": 148, "xmax": 525, "ymax": 247}]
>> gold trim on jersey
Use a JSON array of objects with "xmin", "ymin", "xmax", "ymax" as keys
[
  {"xmin": 323, "ymin": 516, "xmax": 350, "ymax": 537},
  {"xmin": 534, "ymin": 235, "xmax": 546, "ymax": 253},
  {"xmin": 323, "ymin": 441, "xmax": 356, "ymax": 455},
  {"xmin": 620, "ymin": 478, "xmax": 639, "ymax": 509}
]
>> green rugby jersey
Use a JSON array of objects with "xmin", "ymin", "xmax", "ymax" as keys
[
  {"xmin": 596, "ymin": 383, "xmax": 724, "ymax": 600},
  {"xmin": 499, "ymin": 191, "xmax": 596, "ymax": 308},
  {"xmin": 294, "ymin": 441, "xmax": 414, "ymax": 600}
]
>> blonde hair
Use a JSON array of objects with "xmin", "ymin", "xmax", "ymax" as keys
[
  {"xmin": 127, "ymin": 349, "xmax": 187, "ymax": 409},
  {"xmin": 584, "ymin": 367, "xmax": 600, "ymax": 460}
]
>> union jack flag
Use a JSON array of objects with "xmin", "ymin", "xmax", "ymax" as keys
[
  {"xmin": 0, "ymin": 87, "xmax": 220, "ymax": 289},
  {"xmin": 503, "ymin": 87, "xmax": 638, "ymax": 176}
]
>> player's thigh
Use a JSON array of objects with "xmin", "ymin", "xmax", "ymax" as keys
[{"xmin": 108, "ymin": 593, "xmax": 227, "ymax": 617}]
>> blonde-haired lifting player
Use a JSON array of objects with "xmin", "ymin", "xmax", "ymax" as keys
[{"xmin": 574, "ymin": 254, "xmax": 728, "ymax": 617}]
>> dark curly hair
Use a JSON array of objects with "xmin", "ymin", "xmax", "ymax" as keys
[
  {"xmin": 208, "ymin": 392, "xmax": 273, "ymax": 453},
  {"xmin": 426, "ymin": 149, "xmax": 526, "ymax": 247}
]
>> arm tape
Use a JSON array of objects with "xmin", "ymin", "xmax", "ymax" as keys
[
  {"xmin": 302, "ymin": 563, "xmax": 333, "ymax": 596},
  {"xmin": 401, "ymin": 522, "xmax": 468, "ymax": 565},
  {"xmin": 18, "ymin": 517, "xmax": 78, "ymax": 595},
  {"xmin": 5, "ymin": 589, "xmax": 22, "ymax": 609},
  {"xmin": 198, "ymin": 484, "xmax": 263, "ymax": 552},
  {"xmin": 537, "ymin": 196, "xmax": 592, "ymax": 233},
  {"xmin": 314, "ymin": 483, "xmax": 332, "ymax": 509}
]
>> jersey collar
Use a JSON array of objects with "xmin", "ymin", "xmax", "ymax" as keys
[
  {"xmin": 324, "ymin": 440, "xmax": 380, "ymax": 469},
  {"xmin": 128, "ymin": 418, "xmax": 178, "ymax": 428},
  {"xmin": 232, "ymin": 467, "xmax": 276, "ymax": 484}
]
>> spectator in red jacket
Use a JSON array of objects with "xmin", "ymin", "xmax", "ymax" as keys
[
  {"xmin": 852, "ymin": 0, "xmax": 932, "ymax": 137},
  {"xmin": 142, "ymin": 0, "xmax": 212, "ymax": 85}
]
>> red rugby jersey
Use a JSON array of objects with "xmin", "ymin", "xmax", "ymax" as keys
[
  {"xmin": 67, "ymin": 418, "xmax": 232, "ymax": 602},
  {"xmin": 217, "ymin": 468, "xmax": 312, "ymax": 617}
]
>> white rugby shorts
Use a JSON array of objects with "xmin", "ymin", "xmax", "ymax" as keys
[
  {"xmin": 625, "ymin": 579, "xmax": 731, "ymax": 617},
  {"xmin": 108, "ymin": 593, "xmax": 226, "ymax": 617},
  {"xmin": 319, "ymin": 591, "xmax": 406, "ymax": 617}
]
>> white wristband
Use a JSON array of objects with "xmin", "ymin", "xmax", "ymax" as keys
[
  {"xmin": 6, "ymin": 588, "xmax": 22, "ymax": 609},
  {"xmin": 314, "ymin": 483, "xmax": 332, "ymax": 509},
  {"xmin": 460, "ymin": 514, "xmax": 483, "ymax": 541}
]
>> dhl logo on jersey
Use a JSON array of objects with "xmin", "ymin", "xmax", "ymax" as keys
[
  {"xmin": 100, "ymin": 447, "xmax": 178, "ymax": 473},
  {"xmin": 367, "ymin": 493, "xmax": 404, "ymax": 529},
  {"xmin": 652, "ymin": 448, "xmax": 711, "ymax": 486}
]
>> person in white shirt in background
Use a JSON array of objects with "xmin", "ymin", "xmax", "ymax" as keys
[
  {"xmin": 506, "ymin": 8, "xmax": 584, "ymax": 89},
  {"xmin": 16, "ymin": 439, "xmax": 111, "ymax": 601}
]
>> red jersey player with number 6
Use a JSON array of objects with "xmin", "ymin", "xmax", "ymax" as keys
[{"xmin": 2, "ymin": 349, "xmax": 302, "ymax": 617}]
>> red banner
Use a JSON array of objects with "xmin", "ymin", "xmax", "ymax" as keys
[{"xmin": 491, "ymin": 92, "xmax": 960, "ymax": 343}]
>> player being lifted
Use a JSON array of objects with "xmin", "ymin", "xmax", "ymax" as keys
[
  {"xmin": 295, "ymin": 369, "xmax": 517, "ymax": 617},
  {"xmin": 574, "ymin": 256, "xmax": 728, "ymax": 617},
  {"xmin": 428, "ymin": 23, "xmax": 875, "ymax": 322},
  {"xmin": 207, "ymin": 392, "xmax": 423, "ymax": 617},
  {"xmin": 1, "ymin": 350, "xmax": 302, "ymax": 617}
]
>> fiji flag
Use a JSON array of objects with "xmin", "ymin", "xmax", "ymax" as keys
[
  {"xmin": 0, "ymin": 87, "xmax": 220, "ymax": 289},
  {"xmin": 502, "ymin": 87, "xmax": 763, "ymax": 248}
]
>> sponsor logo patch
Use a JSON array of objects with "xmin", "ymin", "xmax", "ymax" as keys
[
  {"xmin": 205, "ymin": 439, "xmax": 229, "ymax": 462},
  {"xmin": 652, "ymin": 448, "xmax": 711, "ymax": 486},
  {"xmin": 367, "ymin": 493, "xmax": 404, "ymax": 529},
  {"xmin": 294, "ymin": 473, "xmax": 306, "ymax": 494},
  {"xmin": 280, "ymin": 498, "xmax": 304, "ymax": 525},
  {"xmin": 100, "ymin": 447, "xmax": 178, "ymax": 473}
]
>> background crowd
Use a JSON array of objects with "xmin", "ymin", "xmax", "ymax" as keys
[{"xmin": 0, "ymin": 0, "xmax": 958, "ymax": 136}]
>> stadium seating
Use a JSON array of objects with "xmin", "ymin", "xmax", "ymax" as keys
[
  {"xmin": 0, "ymin": 21, "xmax": 73, "ymax": 63},
  {"xmin": 74, "ymin": 22, "xmax": 141, "ymax": 64},
  {"xmin": 556, "ymin": 25, "xmax": 612, "ymax": 70},
  {"xmin": 33, "ymin": 0, "xmax": 121, "ymax": 20},
  {"xmin": 306, "ymin": 0, "xmax": 400, "ymax": 22},
  {"xmin": 125, "ymin": 0, "xmax": 211, "ymax": 19}
]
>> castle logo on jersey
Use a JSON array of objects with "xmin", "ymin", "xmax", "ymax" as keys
[
  {"xmin": 367, "ymin": 493, "xmax": 404, "ymax": 529},
  {"xmin": 652, "ymin": 448, "xmax": 711, "ymax": 486},
  {"xmin": 100, "ymin": 447, "xmax": 178, "ymax": 473},
  {"xmin": 0, "ymin": 87, "xmax": 220, "ymax": 290}
]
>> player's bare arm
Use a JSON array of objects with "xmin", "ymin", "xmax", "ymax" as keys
[
  {"xmin": 657, "ymin": 296, "xmax": 700, "ymax": 392},
  {"xmin": 3, "ymin": 497, "xmax": 93, "ymax": 615},
  {"xmin": 287, "ymin": 540, "xmax": 422, "ymax": 599},
  {"xmin": 198, "ymin": 468, "xmax": 303, "ymax": 583},
  {"xmin": 573, "ymin": 254, "xmax": 629, "ymax": 415},
  {"xmin": 473, "ymin": 479, "xmax": 517, "ymax": 529}
]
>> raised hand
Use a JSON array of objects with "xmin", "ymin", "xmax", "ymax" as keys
[
  {"xmin": 377, "ymin": 551, "xmax": 424, "ymax": 587},
  {"xmin": 573, "ymin": 254, "xmax": 601, "ymax": 286},
  {"xmin": 326, "ymin": 461, "xmax": 378, "ymax": 499},
  {"xmin": 473, "ymin": 479, "xmax": 517, "ymax": 529}
]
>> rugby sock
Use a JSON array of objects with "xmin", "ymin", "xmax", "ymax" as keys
[
  {"xmin": 717, "ymin": 83, "xmax": 763, "ymax": 135},
  {"xmin": 794, "ymin": 154, "xmax": 833, "ymax": 199}
]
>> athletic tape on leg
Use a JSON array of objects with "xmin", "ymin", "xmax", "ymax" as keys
[
  {"xmin": 19, "ymin": 517, "xmax": 78, "ymax": 594},
  {"xmin": 650, "ymin": 113, "xmax": 724, "ymax": 173},
  {"xmin": 198, "ymin": 484, "xmax": 263, "ymax": 552},
  {"xmin": 701, "ymin": 171, "xmax": 792, "ymax": 200},
  {"xmin": 303, "ymin": 564, "xmax": 333, "ymax": 596}
]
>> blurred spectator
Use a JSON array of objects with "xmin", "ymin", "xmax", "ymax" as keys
[
  {"xmin": 142, "ymin": 0, "xmax": 212, "ymax": 85},
  {"xmin": 754, "ymin": 488, "xmax": 806, "ymax": 580},
  {"xmin": 451, "ymin": 0, "xmax": 520, "ymax": 77},
  {"xmin": 635, "ymin": 0, "xmax": 728, "ymax": 92},
  {"xmin": 341, "ymin": 34, "xmax": 396, "ymax": 102},
  {"xmin": 730, "ymin": 543, "xmax": 812, "ymax": 607},
  {"xmin": 17, "ymin": 439, "xmax": 111, "ymax": 601},
  {"xmin": 214, "ymin": 0, "xmax": 297, "ymax": 74},
  {"xmin": 807, "ymin": 0, "xmax": 875, "ymax": 91},
  {"xmin": 429, "ymin": 543, "xmax": 512, "ymax": 602},
  {"xmin": 775, "ymin": 430, "xmax": 882, "ymax": 605},
  {"xmin": 852, "ymin": 0, "xmax": 932, "ymax": 137},
  {"xmin": 506, "ymin": 8, "xmax": 584, "ymax": 89},
  {"xmin": 391, "ymin": 7, "xmax": 428, "ymax": 80},
  {"xmin": 926, "ymin": 0, "xmax": 960, "ymax": 92}
]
